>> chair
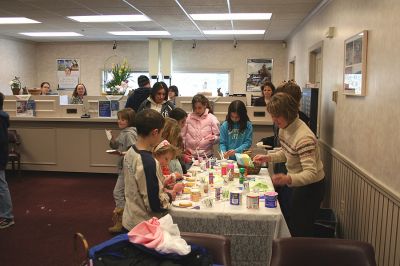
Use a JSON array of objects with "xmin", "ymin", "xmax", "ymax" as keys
[
  {"xmin": 270, "ymin": 237, "xmax": 377, "ymax": 266},
  {"xmin": 8, "ymin": 130, "xmax": 21, "ymax": 175},
  {"xmin": 181, "ymin": 232, "xmax": 231, "ymax": 266},
  {"xmin": 74, "ymin": 232, "xmax": 231, "ymax": 266}
]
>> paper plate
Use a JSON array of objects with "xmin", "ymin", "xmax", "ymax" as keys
[{"xmin": 172, "ymin": 200, "xmax": 195, "ymax": 208}]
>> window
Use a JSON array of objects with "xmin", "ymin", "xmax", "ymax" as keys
[
  {"xmin": 170, "ymin": 72, "xmax": 230, "ymax": 96},
  {"xmin": 101, "ymin": 70, "xmax": 148, "ymax": 94}
]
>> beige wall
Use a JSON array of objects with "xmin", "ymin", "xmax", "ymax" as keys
[
  {"xmin": 287, "ymin": 0, "xmax": 400, "ymax": 195},
  {"xmin": 34, "ymin": 40, "xmax": 287, "ymax": 96},
  {"xmin": 0, "ymin": 37, "xmax": 36, "ymax": 95}
]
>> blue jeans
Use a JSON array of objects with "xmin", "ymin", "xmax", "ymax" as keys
[
  {"xmin": 113, "ymin": 171, "xmax": 125, "ymax": 209},
  {"xmin": 0, "ymin": 170, "xmax": 13, "ymax": 219}
]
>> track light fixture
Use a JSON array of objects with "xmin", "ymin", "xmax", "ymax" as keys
[
  {"xmin": 192, "ymin": 39, "xmax": 197, "ymax": 49},
  {"xmin": 233, "ymin": 39, "xmax": 238, "ymax": 48},
  {"xmin": 112, "ymin": 40, "xmax": 117, "ymax": 50}
]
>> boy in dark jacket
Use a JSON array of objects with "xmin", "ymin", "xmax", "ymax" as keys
[
  {"xmin": 125, "ymin": 75, "xmax": 151, "ymax": 112},
  {"xmin": 0, "ymin": 92, "xmax": 14, "ymax": 229}
]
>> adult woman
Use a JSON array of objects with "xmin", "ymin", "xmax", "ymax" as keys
[
  {"xmin": 40, "ymin": 82, "xmax": 51, "ymax": 95},
  {"xmin": 137, "ymin": 82, "xmax": 175, "ymax": 117},
  {"xmin": 253, "ymin": 81, "xmax": 275, "ymax": 106},
  {"xmin": 253, "ymin": 92, "xmax": 324, "ymax": 237},
  {"xmin": 71, "ymin": 83, "xmax": 87, "ymax": 104}
]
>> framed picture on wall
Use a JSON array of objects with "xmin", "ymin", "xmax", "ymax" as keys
[
  {"xmin": 57, "ymin": 58, "xmax": 80, "ymax": 90},
  {"xmin": 343, "ymin": 30, "xmax": 368, "ymax": 96},
  {"xmin": 246, "ymin": 59, "xmax": 273, "ymax": 92}
]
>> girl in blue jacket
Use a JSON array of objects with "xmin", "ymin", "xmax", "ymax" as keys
[{"xmin": 220, "ymin": 100, "xmax": 253, "ymax": 160}]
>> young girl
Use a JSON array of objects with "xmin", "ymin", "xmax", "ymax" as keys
[
  {"xmin": 220, "ymin": 100, "xmax": 253, "ymax": 160},
  {"xmin": 182, "ymin": 94, "xmax": 220, "ymax": 163},
  {"xmin": 162, "ymin": 117, "xmax": 184, "ymax": 177},
  {"xmin": 153, "ymin": 139, "xmax": 183, "ymax": 191},
  {"xmin": 108, "ymin": 108, "xmax": 137, "ymax": 233}
]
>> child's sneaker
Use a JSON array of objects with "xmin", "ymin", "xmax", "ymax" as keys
[{"xmin": 0, "ymin": 218, "xmax": 15, "ymax": 229}]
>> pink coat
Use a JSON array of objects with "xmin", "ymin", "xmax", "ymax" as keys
[{"xmin": 182, "ymin": 109, "xmax": 220, "ymax": 158}]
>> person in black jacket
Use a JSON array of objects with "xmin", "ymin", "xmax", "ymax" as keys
[
  {"xmin": 137, "ymin": 82, "xmax": 175, "ymax": 117},
  {"xmin": 125, "ymin": 75, "xmax": 151, "ymax": 112},
  {"xmin": 253, "ymin": 81, "xmax": 276, "ymax": 106},
  {"xmin": 0, "ymin": 92, "xmax": 14, "ymax": 229}
]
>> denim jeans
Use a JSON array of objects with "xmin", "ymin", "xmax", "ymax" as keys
[
  {"xmin": 113, "ymin": 171, "xmax": 125, "ymax": 209},
  {"xmin": 0, "ymin": 170, "xmax": 13, "ymax": 219}
]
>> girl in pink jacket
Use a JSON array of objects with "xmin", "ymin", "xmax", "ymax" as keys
[{"xmin": 182, "ymin": 94, "xmax": 220, "ymax": 162}]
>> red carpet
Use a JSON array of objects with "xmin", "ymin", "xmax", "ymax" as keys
[{"xmin": 0, "ymin": 171, "xmax": 116, "ymax": 266}]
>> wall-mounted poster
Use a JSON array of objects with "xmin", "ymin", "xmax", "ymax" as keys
[
  {"xmin": 57, "ymin": 59, "xmax": 80, "ymax": 90},
  {"xmin": 246, "ymin": 59, "xmax": 273, "ymax": 92},
  {"xmin": 110, "ymin": 100, "xmax": 120, "ymax": 118}
]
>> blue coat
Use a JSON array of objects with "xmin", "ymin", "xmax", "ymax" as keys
[{"xmin": 219, "ymin": 120, "xmax": 253, "ymax": 159}]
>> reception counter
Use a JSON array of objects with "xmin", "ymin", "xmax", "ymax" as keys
[{"xmin": 4, "ymin": 95, "xmax": 273, "ymax": 173}]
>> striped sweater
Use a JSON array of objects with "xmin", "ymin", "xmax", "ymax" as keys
[
  {"xmin": 122, "ymin": 145, "xmax": 171, "ymax": 230},
  {"xmin": 269, "ymin": 117, "xmax": 324, "ymax": 187}
]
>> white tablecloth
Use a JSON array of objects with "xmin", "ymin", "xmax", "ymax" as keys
[{"xmin": 170, "ymin": 168, "xmax": 290, "ymax": 266}]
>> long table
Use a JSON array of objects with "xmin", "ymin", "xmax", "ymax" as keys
[{"xmin": 170, "ymin": 168, "xmax": 290, "ymax": 266}]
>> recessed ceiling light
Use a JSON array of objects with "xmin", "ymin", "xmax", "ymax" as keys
[
  {"xmin": 203, "ymin": 30, "xmax": 265, "ymax": 35},
  {"xmin": 108, "ymin": 31, "xmax": 170, "ymax": 36},
  {"xmin": 0, "ymin": 17, "xmax": 41, "ymax": 24},
  {"xmin": 19, "ymin": 32, "xmax": 83, "ymax": 37},
  {"xmin": 68, "ymin": 15, "xmax": 150, "ymax": 22},
  {"xmin": 190, "ymin": 13, "xmax": 272, "ymax": 21}
]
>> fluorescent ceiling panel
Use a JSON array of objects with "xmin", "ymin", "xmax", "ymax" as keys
[
  {"xmin": 190, "ymin": 13, "xmax": 272, "ymax": 21},
  {"xmin": 108, "ymin": 31, "xmax": 170, "ymax": 36},
  {"xmin": 203, "ymin": 30, "xmax": 265, "ymax": 35},
  {"xmin": 19, "ymin": 32, "xmax": 83, "ymax": 37},
  {"xmin": 0, "ymin": 17, "xmax": 41, "ymax": 24},
  {"xmin": 68, "ymin": 15, "xmax": 150, "ymax": 22}
]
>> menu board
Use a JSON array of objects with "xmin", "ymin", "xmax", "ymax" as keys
[{"xmin": 98, "ymin": 100, "xmax": 111, "ymax": 118}]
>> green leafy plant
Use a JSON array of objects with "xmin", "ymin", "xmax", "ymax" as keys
[{"xmin": 9, "ymin": 76, "xmax": 21, "ymax": 88}]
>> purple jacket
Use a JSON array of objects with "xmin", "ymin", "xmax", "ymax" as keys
[{"xmin": 182, "ymin": 109, "xmax": 220, "ymax": 158}]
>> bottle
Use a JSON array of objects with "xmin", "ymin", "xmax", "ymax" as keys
[
  {"xmin": 239, "ymin": 167, "xmax": 245, "ymax": 184},
  {"xmin": 227, "ymin": 163, "xmax": 234, "ymax": 181}
]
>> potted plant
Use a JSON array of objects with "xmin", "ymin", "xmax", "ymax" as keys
[
  {"xmin": 106, "ymin": 60, "xmax": 132, "ymax": 95},
  {"xmin": 10, "ymin": 76, "xmax": 22, "ymax": 95}
]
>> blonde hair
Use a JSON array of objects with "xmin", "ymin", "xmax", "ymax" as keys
[
  {"xmin": 162, "ymin": 117, "xmax": 182, "ymax": 148},
  {"xmin": 153, "ymin": 142, "xmax": 181, "ymax": 159}
]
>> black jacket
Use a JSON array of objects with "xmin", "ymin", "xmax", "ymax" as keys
[
  {"xmin": 0, "ymin": 111, "xmax": 10, "ymax": 170},
  {"xmin": 125, "ymin": 87, "xmax": 151, "ymax": 112}
]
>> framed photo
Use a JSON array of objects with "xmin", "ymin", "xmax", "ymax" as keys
[
  {"xmin": 246, "ymin": 59, "xmax": 273, "ymax": 92},
  {"xmin": 343, "ymin": 30, "xmax": 368, "ymax": 96}
]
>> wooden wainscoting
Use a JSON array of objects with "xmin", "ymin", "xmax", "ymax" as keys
[{"xmin": 320, "ymin": 141, "xmax": 400, "ymax": 266}]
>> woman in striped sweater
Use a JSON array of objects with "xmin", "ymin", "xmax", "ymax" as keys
[{"xmin": 253, "ymin": 92, "xmax": 325, "ymax": 237}]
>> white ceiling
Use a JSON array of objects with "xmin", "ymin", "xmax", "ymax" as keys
[{"xmin": 0, "ymin": 0, "xmax": 323, "ymax": 42}]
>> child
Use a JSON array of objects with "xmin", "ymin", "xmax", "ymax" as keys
[
  {"xmin": 168, "ymin": 107, "xmax": 188, "ymax": 129},
  {"xmin": 220, "ymin": 100, "xmax": 253, "ymax": 160},
  {"xmin": 122, "ymin": 109, "xmax": 183, "ymax": 231},
  {"xmin": 0, "ymin": 92, "xmax": 14, "ymax": 229},
  {"xmin": 182, "ymin": 94, "xmax": 220, "ymax": 163},
  {"xmin": 153, "ymin": 139, "xmax": 181, "ymax": 186},
  {"xmin": 161, "ymin": 118, "xmax": 184, "ymax": 177},
  {"xmin": 108, "ymin": 108, "xmax": 137, "ymax": 233}
]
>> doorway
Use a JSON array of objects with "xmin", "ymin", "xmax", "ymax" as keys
[{"xmin": 308, "ymin": 42, "xmax": 323, "ymax": 137}]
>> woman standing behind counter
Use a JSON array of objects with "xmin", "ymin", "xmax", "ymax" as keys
[
  {"xmin": 71, "ymin": 83, "xmax": 87, "ymax": 104},
  {"xmin": 253, "ymin": 92, "xmax": 324, "ymax": 237},
  {"xmin": 253, "ymin": 82, "xmax": 275, "ymax": 106}
]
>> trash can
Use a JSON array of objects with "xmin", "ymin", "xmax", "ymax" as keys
[{"xmin": 313, "ymin": 208, "xmax": 337, "ymax": 238}]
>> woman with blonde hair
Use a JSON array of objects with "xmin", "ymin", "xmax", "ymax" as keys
[{"xmin": 161, "ymin": 117, "xmax": 184, "ymax": 177}]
